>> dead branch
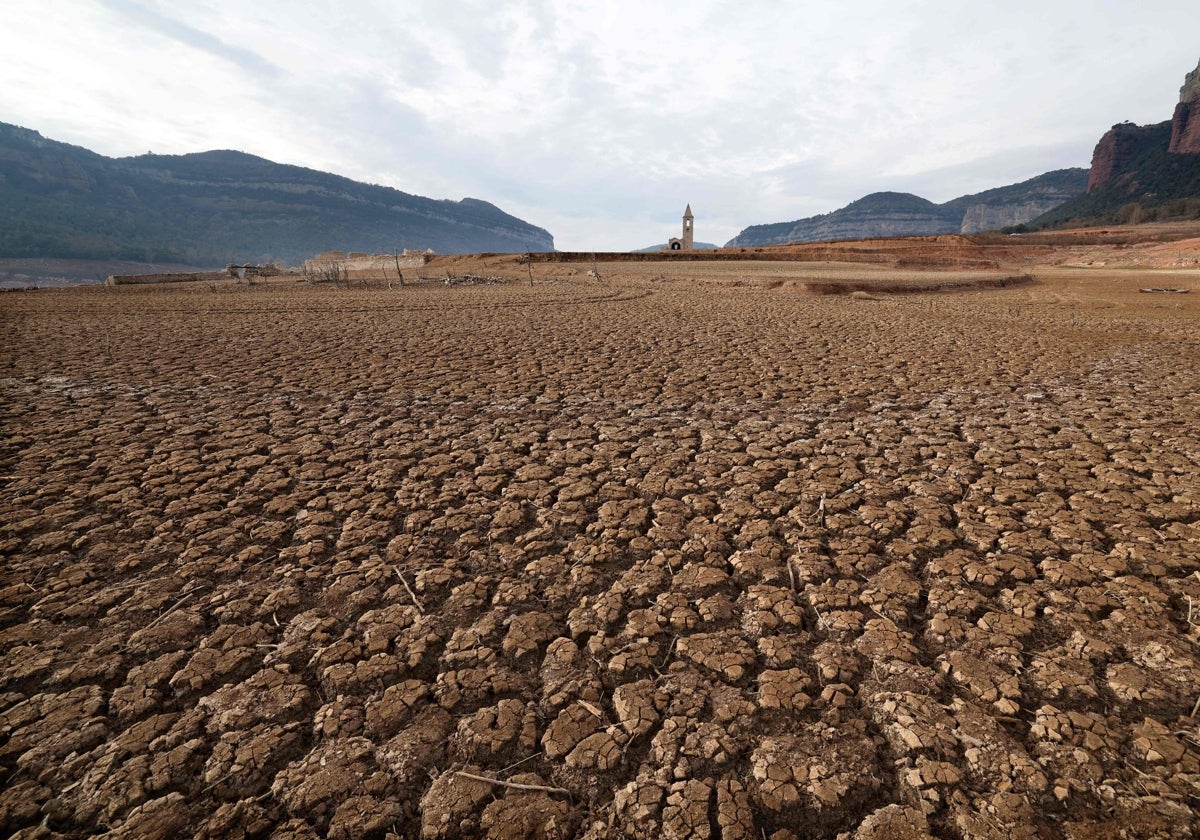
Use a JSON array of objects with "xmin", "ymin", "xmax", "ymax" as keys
[
  {"xmin": 453, "ymin": 770, "xmax": 570, "ymax": 796},
  {"xmin": 392, "ymin": 250, "xmax": 405, "ymax": 288},
  {"xmin": 144, "ymin": 585, "xmax": 208, "ymax": 629},
  {"xmin": 394, "ymin": 566, "xmax": 425, "ymax": 613}
]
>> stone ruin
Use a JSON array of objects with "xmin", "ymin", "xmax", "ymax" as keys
[{"xmin": 302, "ymin": 250, "xmax": 433, "ymax": 281}]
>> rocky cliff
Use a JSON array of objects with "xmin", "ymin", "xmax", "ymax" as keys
[
  {"xmin": 958, "ymin": 200, "xmax": 1062, "ymax": 233},
  {"xmin": 1169, "ymin": 58, "xmax": 1200, "ymax": 154},
  {"xmin": 726, "ymin": 170, "xmax": 1087, "ymax": 247},
  {"xmin": 1034, "ymin": 59, "xmax": 1200, "ymax": 229},
  {"xmin": 948, "ymin": 170, "xmax": 1089, "ymax": 232},
  {"xmin": 0, "ymin": 123, "xmax": 554, "ymax": 264},
  {"xmin": 1088, "ymin": 122, "xmax": 1163, "ymax": 191},
  {"xmin": 1035, "ymin": 121, "xmax": 1200, "ymax": 227}
]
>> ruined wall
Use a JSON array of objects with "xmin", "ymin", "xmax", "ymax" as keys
[
  {"xmin": 106, "ymin": 271, "xmax": 228, "ymax": 285},
  {"xmin": 302, "ymin": 251, "xmax": 431, "ymax": 280}
]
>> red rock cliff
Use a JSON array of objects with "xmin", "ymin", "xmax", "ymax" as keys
[
  {"xmin": 1087, "ymin": 122, "xmax": 1161, "ymax": 192},
  {"xmin": 1169, "ymin": 59, "xmax": 1200, "ymax": 153}
]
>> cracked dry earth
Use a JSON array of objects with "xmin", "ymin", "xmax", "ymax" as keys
[{"xmin": 2, "ymin": 274, "xmax": 1199, "ymax": 840}]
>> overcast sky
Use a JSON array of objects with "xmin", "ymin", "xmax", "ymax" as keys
[{"xmin": 2, "ymin": 1, "xmax": 1197, "ymax": 251}]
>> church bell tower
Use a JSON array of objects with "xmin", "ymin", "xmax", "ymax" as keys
[{"xmin": 682, "ymin": 204, "xmax": 694, "ymax": 250}]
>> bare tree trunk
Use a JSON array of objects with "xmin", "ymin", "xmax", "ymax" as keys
[{"xmin": 392, "ymin": 250, "xmax": 405, "ymax": 288}]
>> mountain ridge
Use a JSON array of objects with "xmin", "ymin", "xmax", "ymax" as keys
[
  {"xmin": 725, "ymin": 169, "xmax": 1088, "ymax": 247},
  {"xmin": 0, "ymin": 122, "xmax": 554, "ymax": 265}
]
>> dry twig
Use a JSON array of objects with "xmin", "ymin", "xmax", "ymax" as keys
[
  {"xmin": 394, "ymin": 566, "xmax": 425, "ymax": 613},
  {"xmin": 454, "ymin": 771, "xmax": 570, "ymax": 796},
  {"xmin": 143, "ymin": 585, "xmax": 207, "ymax": 630},
  {"xmin": 812, "ymin": 493, "xmax": 827, "ymax": 527}
]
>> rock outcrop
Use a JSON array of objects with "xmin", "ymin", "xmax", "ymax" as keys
[
  {"xmin": 1037, "ymin": 120, "xmax": 1200, "ymax": 229},
  {"xmin": 1036, "ymin": 59, "xmax": 1200, "ymax": 228},
  {"xmin": 958, "ymin": 199, "xmax": 1067, "ymax": 233},
  {"xmin": 951, "ymin": 171, "xmax": 1089, "ymax": 232},
  {"xmin": 1086, "ymin": 122, "xmax": 1162, "ymax": 192},
  {"xmin": 1168, "ymin": 58, "xmax": 1200, "ymax": 154}
]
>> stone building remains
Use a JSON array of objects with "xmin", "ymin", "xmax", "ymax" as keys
[{"xmin": 302, "ymin": 249, "xmax": 433, "ymax": 281}]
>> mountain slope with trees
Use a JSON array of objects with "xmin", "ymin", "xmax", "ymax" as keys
[
  {"xmin": 1030, "ymin": 59, "xmax": 1200, "ymax": 229},
  {"xmin": 0, "ymin": 122, "xmax": 554, "ymax": 266},
  {"xmin": 1031, "ymin": 122, "xmax": 1200, "ymax": 229}
]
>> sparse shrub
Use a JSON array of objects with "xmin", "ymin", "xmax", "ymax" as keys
[{"xmin": 304, "ymin": 261, "xmax": 348, "ymax": 287}]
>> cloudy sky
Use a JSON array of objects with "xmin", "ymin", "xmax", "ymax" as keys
[{"xmin": 2, "ymin": 1, "xmax": 1197, "ymax": 250}]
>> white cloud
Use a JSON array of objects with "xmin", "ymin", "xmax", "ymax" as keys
[{"xmin": 1, "ymin": 0, "xmax": 1197, "ymax": 250}]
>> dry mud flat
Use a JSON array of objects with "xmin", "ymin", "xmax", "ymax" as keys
[{"xmin": 1, "ymin": 271, "xmax": 1199, "ymax": 839}]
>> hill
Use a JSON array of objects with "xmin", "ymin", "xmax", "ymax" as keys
[
  {"xmin": 725, "ymin": 169, "xmax": 1087, "ymax": 246},
  {"xmin": 0, "ymin": 122, "xmax": 554, "ymax": 266}
]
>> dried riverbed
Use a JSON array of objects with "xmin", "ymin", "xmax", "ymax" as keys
[{"xmin": 1, "ymin": 271, "xmax": 1198, "ymax": 839}]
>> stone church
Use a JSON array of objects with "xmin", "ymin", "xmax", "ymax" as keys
[{"xmin": 666, "ymin": 205, "xmax": 694, "ymax": 251}]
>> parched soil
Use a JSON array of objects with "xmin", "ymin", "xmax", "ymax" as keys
[{"xmin": 1, "ymin": 262, "xmax": 1199, "ymax": 839}]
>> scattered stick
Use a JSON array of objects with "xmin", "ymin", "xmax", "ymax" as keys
[
  {"xmin": 866, "ymin": 603, "xmax": 890, "ymax": 622},
  {"xmin": 143, "ymin": 585, "xmax": 207, "ymax": 629},
  {"xmin": 578, "ymin": 700, "xmax": 605, "ymax": 720},
  {"xmin": 454, "ymin": 771, "xmax": 570, "ymax": 796},
  {"xmin": 812, "ymin": 494, "xmax": 827, "ymax": 527},
  {"xmin": 394, "ymin": 566, "xmax": 425, "ymax": 613},
  {"xmin": 1191, "ymin": 695, "xmax": 1200, "ymax": 719},
  {"xmin": 658, "ymin": 635, "xmax": 679, "ymax": 671},
  {"xmin": 497, "ymin": 752, "xmax": 543, "ymax": 775}
]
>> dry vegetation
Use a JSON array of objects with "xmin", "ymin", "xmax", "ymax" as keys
[{"xmin": 1, "ymin": 244, "xmax": 1199, "ymax": 839}]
